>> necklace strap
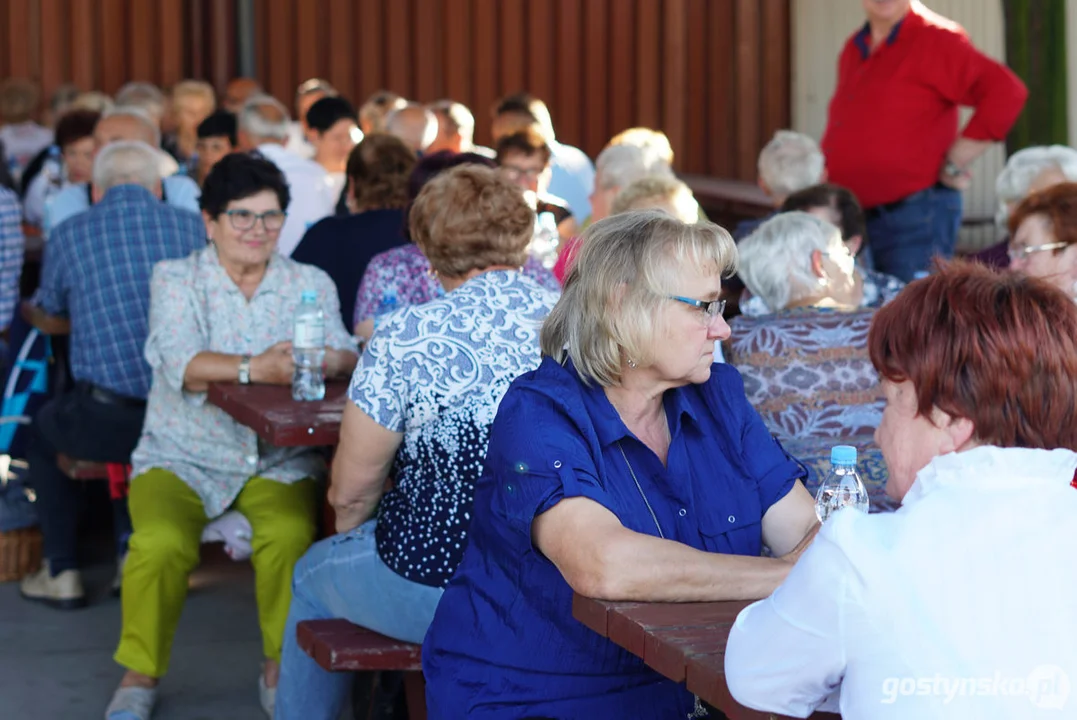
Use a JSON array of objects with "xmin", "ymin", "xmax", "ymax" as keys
[{"xmin": 616, "ymin": 441, "xmax": 665, "ymax": 539}]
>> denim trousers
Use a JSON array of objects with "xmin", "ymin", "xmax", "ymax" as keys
[
  {"xmin": 866, "ymin": 184, "xmax": 963, "ymax": 282},
  {"xmin": 274, "ymin": 520, "xmax": 444, "ymax": 720}
]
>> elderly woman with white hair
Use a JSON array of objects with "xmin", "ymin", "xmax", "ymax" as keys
[
  {"xmin": 975, "ymin": 144, "xmax": 1077, "ymax": 268},
  {"xmin": 422, "ymin": 210, "xmax": 820, "ymax": 718},
  {"xmin": 726, "ymin": 212, "xmax": 890, "ymax": 505}
]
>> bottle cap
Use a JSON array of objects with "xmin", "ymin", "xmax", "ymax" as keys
[
  {"xmin": 301, "ymin": 290, "xmax": 317, "ymax": 303},
  {"xmin": 831, "ymin": 445, "xmax": 857, "ymax": 465}
]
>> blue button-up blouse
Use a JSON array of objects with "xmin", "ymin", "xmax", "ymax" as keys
[{"xmin": 422, "ymin": 356, "xmax": 807, "ymax": 719}]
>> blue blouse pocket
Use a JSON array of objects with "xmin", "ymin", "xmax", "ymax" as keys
[{"xmin": 696, "ymin": 489, "xmax": 763, "ymax": 556}]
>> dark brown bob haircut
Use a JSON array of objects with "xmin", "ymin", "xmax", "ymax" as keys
[{"xmin": 868, "ymin": 260, "xmax": 1077, "ymax": 450}]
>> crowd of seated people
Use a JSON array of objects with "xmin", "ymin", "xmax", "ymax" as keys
[{"xmin": 0, "ymin": 17, "xmax": 1072, "ymax": 714}]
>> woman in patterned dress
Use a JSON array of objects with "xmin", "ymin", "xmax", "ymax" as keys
[
  {"xmin": 273, "ymin": 164, "xmax": 560, "ymax": 720},
  {"xmin": 105, "ymin": 153, "xmax": 358, "ymax": 720},
  {"xmin": 726, "ymin": 211, "xmax": 890, "ymax": 507}
]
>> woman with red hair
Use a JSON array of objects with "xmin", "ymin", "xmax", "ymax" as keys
[
  {"xmin": 1008, "ymin": 181, "xmax": 1077, "ymax": 299},
  {"xmin": 724, "ymin": 261, "xmax": 1077, "ymax": 718}
]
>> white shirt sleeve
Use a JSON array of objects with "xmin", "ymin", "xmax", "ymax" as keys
[{"xmin": 724, "ymin": 523, "xmax": 853, "ymax": 718}]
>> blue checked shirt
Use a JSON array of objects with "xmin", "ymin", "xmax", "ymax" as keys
[
  {"xmin": 0, "ymin": 187, "xmax": 24, "ymax": 332},
  {"xmin": 36, "ymin": 185, "xmax": 205, "ymax": 398}
]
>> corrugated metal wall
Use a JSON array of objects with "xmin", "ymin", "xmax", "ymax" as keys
[
  {"xmin": 3, "ymin": 0, "xmax": 791, "ymax": 180},
  {"xmin": 252, "ymin": 0, "xmax": 791, "ymax": 177},
  {"xmin": 0, "ymin": 0, "xmax": 236, "ymax": 99},
  {"xmin": 792, "ymin": 0, "xmax": 1008, "ymax": 250}
]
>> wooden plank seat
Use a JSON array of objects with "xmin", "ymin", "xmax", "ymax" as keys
[
  {"xmin": 297, "ymin": 619, "xmax": 426, "ymax": 719},
  {"xmin": 56, "ymin": 453, "xmax": 110, "ymax": 481}
]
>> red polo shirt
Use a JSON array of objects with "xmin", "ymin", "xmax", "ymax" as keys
[{"xmin": 821, "ymin": 4, "xmax": 1027, "ymax": 209}]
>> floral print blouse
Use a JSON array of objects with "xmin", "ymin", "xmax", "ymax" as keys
[
  {"xmin": 352, "ymin": 243, "xmax": 561, "ymax": 328},
  {"xmin": 130, "ymin": 245, "xmax": 357, "ymax": 517},
  {"xmin": 350, "ymin": 269, "xmax": 559, "ymax": 587}
]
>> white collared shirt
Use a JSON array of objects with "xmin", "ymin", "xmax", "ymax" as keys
[
  {"xmin": 256, "ymin": 143, "xmax": 336, "ymax": 257},
  {"xmin": 726, "ymin": 446, "xmax": 1077, "ymax": 719}
]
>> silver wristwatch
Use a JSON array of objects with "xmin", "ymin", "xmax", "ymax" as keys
[
  {"xmin": 238, "ymin": 354, "xmax": 252, "ymax": 385},
  {"xmin": 943, "ymin": 158, "xmax": 963, "ymax": 177}
]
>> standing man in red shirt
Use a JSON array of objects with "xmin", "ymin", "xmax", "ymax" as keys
[{"xmin": 822, "ymin": 0, "xmax": 1027, "ymax": 281}]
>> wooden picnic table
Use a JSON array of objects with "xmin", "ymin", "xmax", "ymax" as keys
[
  {"xmin": 573, "ymin": 594, "xmax": 840, "ymax": 720},
  {"xmin": 206, "ymin": 381, "xmax": 348, "ymax": 447}
]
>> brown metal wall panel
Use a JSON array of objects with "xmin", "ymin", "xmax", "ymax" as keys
[
  {"xmin": 555, "ymin": 0, "xmax": 584, "ymax": 145},
  {"xmin": 662, "ymin": 0, "xmax": 688, "ymax": 170},
  {"xmin": 414, "ymin": 0, "xmax": 443, "ymax": 101},
  {"xmin": 8, "ymin": 0, "xmax": 34, "ymax": 79},
  {"xmin": 6, "ymin": 0, "xmax": 789, "ymax": 183},
  {"xmin": 470, "ymin": 0, "xmax": 499, "ymax": 147},
  {"xmin": 583, "ymin": 0, "xmax": 609, "ymax": 156},
  {"xmin": 608, "ymin": 0, "xmax": 637, "ymax": 140}
]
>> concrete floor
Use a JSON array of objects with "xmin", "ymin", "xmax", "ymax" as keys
[{"xmin": 0, "ymin": 543, "xmax": 280, "ymax": 720}]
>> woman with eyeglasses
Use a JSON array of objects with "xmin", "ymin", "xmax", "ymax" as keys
[
  {"xmin": 1007, "ymin": 182, "xmax": 1077, "ymax": 299},
  {"xmin": 421, "ymin": 210, "xmax": 819, "ymax": 719},
  {"xmin": 105, "ymin": 153, "xmax": 358, "ymax": 720},
  {"xmin": 725, "ymin": 212, "xmax": 890, "ymax": 507}
]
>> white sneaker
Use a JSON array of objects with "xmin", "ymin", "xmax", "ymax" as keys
[
  {"xmin": 259, "ymin": 673, "xmax": 276, "ymax": 717},
  {"xmin": 104, "ymin": 685, "xmax": 157, "ymax": 720},
  {"xmin": 19, "ymin": 561, "xmax": 86, "ymax": 609}
]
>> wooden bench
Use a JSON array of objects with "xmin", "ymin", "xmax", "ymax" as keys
[{"xmin": 297, "ymin": 619, "xmax": 426, "ymax": 720}]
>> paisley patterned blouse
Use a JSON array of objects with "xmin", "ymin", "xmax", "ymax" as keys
[
  {"xmin": 349, "ymin": 269, "xmax": 559, "ymax": 587},
  {"xmin": 725, "ymin": 307, "xmax": 884, "ymax": 441},
  {"xmin": 352, "ymin": 242, "xmax": 561, "ymax": 328},
  {"xmin": 130, "ymin": 245, "xmax": 357, "ymax": 517}
]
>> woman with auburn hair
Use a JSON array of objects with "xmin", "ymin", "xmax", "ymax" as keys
[
  {"xmin": 725, "ymin": 261, "xmax": 1077, "ymax": 718},
  {"xmin": 1008, "ymin": 181, "xmax": 1077, "ymax": 299},
  {"xmin": 274, "ymin": 165, "xmax": 560, "ymax": 720}
]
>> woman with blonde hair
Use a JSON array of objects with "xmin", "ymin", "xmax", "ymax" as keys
[{"xmin": 423, "ymin": 210, "xmax": 820, "ymax": 718}]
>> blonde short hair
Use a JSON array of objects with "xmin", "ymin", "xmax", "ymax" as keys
[
  {"xmin": 409, "ymin": 164, "xmax": 533, "ymax": 278},
  {"xmin": 172, "ymin": 80, "xmax": 216, "ymax": 110},
  {"xmin": 607, "ymin": 127, "xmax": 674, "ymax": 165},
  {"xmin": 612, "ymin": 176, "xmax": 699, "ymax": 223},
  {"xmin": 542, "ymin": 211, "xmax": 737, "ymax": 387}
]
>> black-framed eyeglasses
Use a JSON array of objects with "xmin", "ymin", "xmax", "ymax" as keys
[
  {"xmin": 223, "ymin": 209, "xmax": 287, "ymax": 232},
  {"xmin": 669, "ymin": 295, "xmax": 726, "ymax": 318}
]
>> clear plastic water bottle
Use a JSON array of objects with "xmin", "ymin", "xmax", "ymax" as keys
[
  {"xmin": 42, "ymin": 145, "xmax": 64, "ymax": 201},
  {"xmin": 531, "ymin": 211, "xmax": 560, "ymax": 269},
  {"xmin": 292, "ymin": 290, "xmax": 326, "ymax": 401},
  {"xmin": 814, "ymin": 445, "xmax": 870, "ymax": 522},
  {"xmin": 373, "ymin": 289, "xmax": 399, "ymax": 331}
]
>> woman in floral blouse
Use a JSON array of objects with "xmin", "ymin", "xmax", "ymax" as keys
[
  {"xmin": 274, "ymin": 164, "xmax": 560, "ymax": 720},
  {"xmin": 105, "ymin": 154, "xmax": 358, "ymax": 720}
]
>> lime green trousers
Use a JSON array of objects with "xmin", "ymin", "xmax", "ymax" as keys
[{"xmin": 113, "ymin": 468, "xmax": 317, "ymax": 678}]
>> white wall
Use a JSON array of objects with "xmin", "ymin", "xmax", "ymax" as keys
[{"xmin": 792, "ymin": 0, "xmax": 1008, "ymax": 250}]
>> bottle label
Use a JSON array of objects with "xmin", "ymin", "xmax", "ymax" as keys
[{"xmin": 294, "ymin": 317, "xmax": 325, "ymax": 348}]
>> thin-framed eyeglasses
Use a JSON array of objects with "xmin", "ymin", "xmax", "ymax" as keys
[
  {"xmin": 669, "ymin": 295, "xmax": 726, "ymax": 318},
  {"xmin": 1008, "ymin": 241, "xmax": 1069, "ymax": 262},
  {"xmin": 223, "ymin": 209, "xmax": 287, "ymax": 232}
]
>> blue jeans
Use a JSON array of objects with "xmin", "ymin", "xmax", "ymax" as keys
[
  {"xmin": 866, "ymin": 185, "xmax": 963, "ymax": 282},
  {"xmin": 274, "ymin": 520, "xmax": 444, "ymax": 720}
]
